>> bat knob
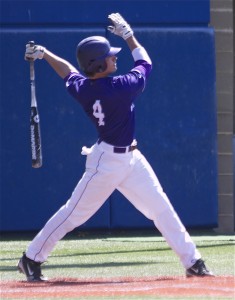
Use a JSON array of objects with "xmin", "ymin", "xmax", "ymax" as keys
[{"xmin": 28, "ymin": 40, "xmax": 35, "ymax": 47}]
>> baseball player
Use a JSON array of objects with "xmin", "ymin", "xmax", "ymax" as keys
[{"xmin": 18, "ymin": 13, "xmax": 214, "ymax": 281}]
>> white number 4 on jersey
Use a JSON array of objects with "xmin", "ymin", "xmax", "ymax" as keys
[{"xmin": 93, "ymin": 100, "xmax": 105, "ymax": 126}]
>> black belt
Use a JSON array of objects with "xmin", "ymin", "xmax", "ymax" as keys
[
  {"xmin": 113, "ymin": 145, "xmax": 137, "ymax": 153},
  {"xmin": 97, "ymin": 139, "xmax": 137, "ymax": 153}
]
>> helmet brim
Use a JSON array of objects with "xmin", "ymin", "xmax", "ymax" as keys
[{"xmin": 107, "ymin": 47, "xmax": 122, "ymax": 57}]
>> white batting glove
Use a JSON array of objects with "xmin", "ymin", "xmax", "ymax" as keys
[
  {"xmin": 107, "ymin": 13, "xmax": 133, "ymax": 40},
  {"xmin": 25, "ymin": 43, "xmax": 45, "ymax": 61}
]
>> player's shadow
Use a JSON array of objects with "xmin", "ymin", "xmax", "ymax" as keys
[
  {"xmin": 15, "ymin": 275, "xmax": 179, "ymax": 287},
  {"xmin": 44, "ymin": 260, "xmax": 167, "ymax": 271}
]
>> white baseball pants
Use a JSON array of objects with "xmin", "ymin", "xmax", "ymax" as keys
[{"xmin": 26, "ymin": 141, "xmax": 201, "ymax": 269}]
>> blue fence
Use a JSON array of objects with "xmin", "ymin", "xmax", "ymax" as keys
[{"xmin": 0, "ymin": 0, "xmax": 218, "ymax": 231}]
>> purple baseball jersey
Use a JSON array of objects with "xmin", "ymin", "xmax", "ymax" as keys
[{"xmin": 64, "ymin": 60, "xmax": 152, "ymax": 146}]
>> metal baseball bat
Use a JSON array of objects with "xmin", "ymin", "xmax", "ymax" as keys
[{"xmin": 28, "ymin": 41, "xmax": 43, "ymax": 168}]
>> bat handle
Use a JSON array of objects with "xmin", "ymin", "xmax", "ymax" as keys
[
  {"xmin": 28, "ymin": 41, "xmax": 35, "ymax": 69},
  {"xmin": 28, "ymin": 41, "xmax": 35, "ymax": 80}
]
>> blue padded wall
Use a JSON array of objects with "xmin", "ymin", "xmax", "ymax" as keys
[
  {"xmin": 0, "ymin": 29, "xmax": 111, "ymax": 231},
  {"xmin": 0, "ymin": 0, "xmax": 217, "ymax": 231},
  {"xmin": 1, "ymin": 0, "xmax": 210, "ymax": 25},
  {"xmin": 110, "ymin": 28, "xmax": 217, "ymax": 228}
]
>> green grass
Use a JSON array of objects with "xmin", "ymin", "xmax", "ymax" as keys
[
  {"xmin": 0, "ymin": 229, "xmax": 234, "ymax": 279},
  {"xmin": 0, "ymin": 229, "xmax": 234, "ymax": 299}
]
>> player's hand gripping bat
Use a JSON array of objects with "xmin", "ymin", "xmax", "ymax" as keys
[{"xmin": 28, "ymin": 41, "xmax": 43, "ymax": 168}]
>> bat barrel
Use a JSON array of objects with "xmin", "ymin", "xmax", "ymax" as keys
[{"xmin": 27, "ymin": 42, "xmax": 43, "ymax": 168}]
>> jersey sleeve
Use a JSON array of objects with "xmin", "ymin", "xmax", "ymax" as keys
[
  {"xmin": 131, "ymin": 60, "xmax": 152, "ymax": 79},
  {"xmin": 115, "ymin": 46, "xmax": 152, "ymax": 97},
  {"xmin": 63, "ymin": 71, "xmax": 86, "ymax": 100},
  {"xmin": 113, "ymin": 59, "xmax": 152, "ymax": 98}
]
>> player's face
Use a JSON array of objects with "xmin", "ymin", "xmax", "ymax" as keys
[{"xmin": 105, "ymin": 56, "xmax": 118, "ymax": 74}]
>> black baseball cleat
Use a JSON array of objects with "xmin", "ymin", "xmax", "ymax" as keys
[
  {"xmin": 186, "ymin": 259, "xmax": 214, "ymax": 277},
  {"xmin": 17, "ymin": 252, "xmax": 48, "ymax": 282}
]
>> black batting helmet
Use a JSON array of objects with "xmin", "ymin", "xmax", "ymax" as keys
[{"xmin": 76, "ymin": 36, "xmax": 121, "ymax": 76}]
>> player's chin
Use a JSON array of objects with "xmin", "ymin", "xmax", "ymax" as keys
[
  {"xmin": 112, "ymin": 65, "xmax": 117, "ymax": 73},
  {"xmin": 107, "ymin": 65, "xmax": 117, "ymax": 75}
]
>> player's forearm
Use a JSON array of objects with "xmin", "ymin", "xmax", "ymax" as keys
[
  {"xmin": 126, "ymin": 36, "xmax": 152, "ymax": 64},
  {"xmin": 125, "ymin": 36, "xmax": 142, "ymax": 52},
  {"xmin": 43, "ymin": 49, "xmax": 78, "ymax": 79}
]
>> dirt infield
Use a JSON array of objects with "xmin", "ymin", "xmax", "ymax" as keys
[{"xmin": 1, "ymin": 276, "xmax": 234, "ymax": 298}]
